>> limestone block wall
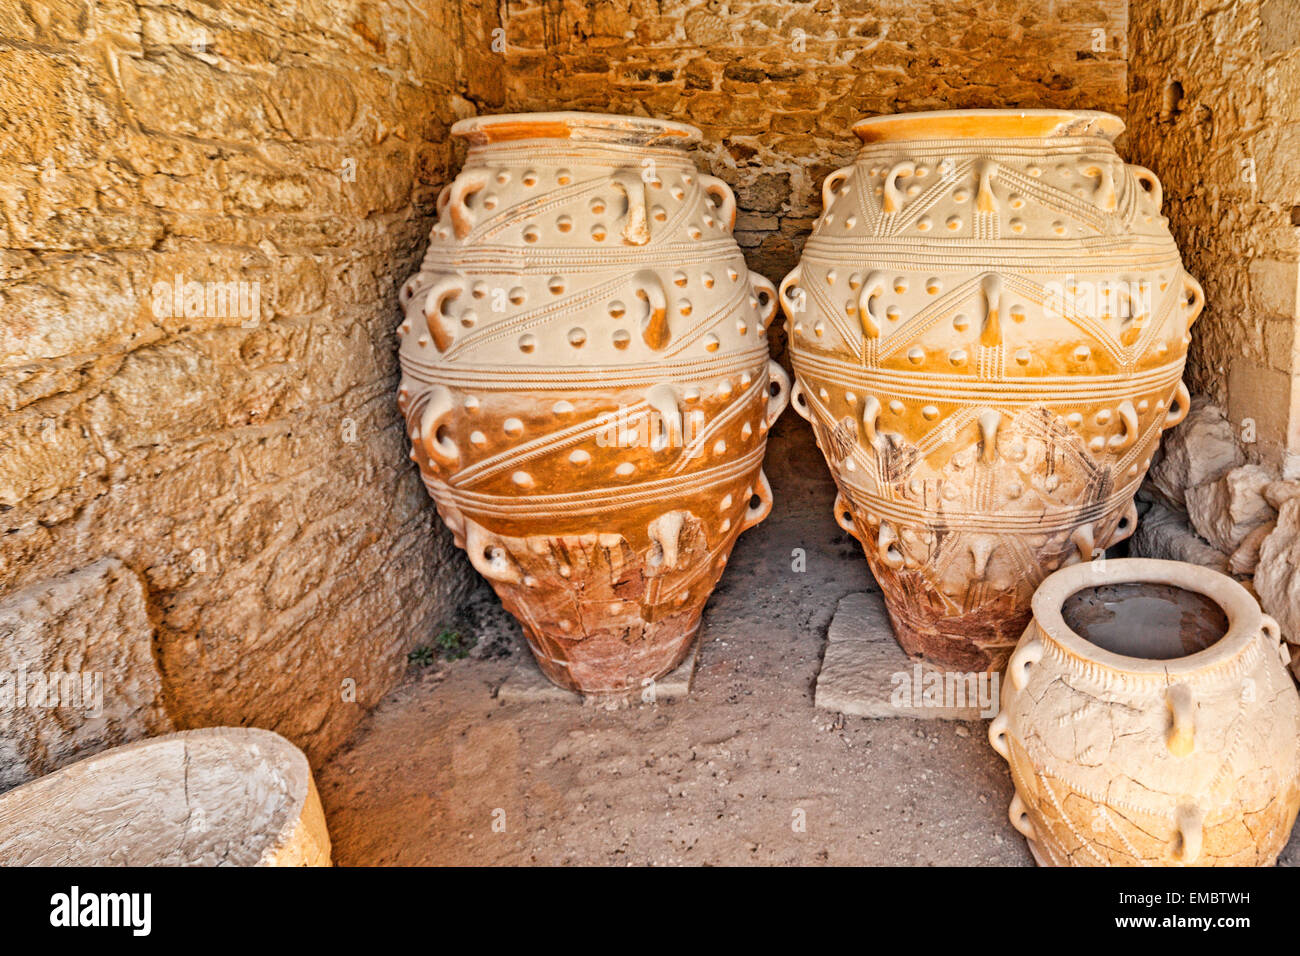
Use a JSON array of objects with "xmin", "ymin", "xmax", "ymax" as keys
[
  {"xmin": 0, "ymin": 0, "xmax": 505, "ymax": 777},
  {"xmin": 1127, "ymin": 0, "xmax": 1300, "ymax": 473}
]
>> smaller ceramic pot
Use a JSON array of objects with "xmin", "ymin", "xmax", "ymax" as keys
[{"xmin": 990, "ymin": 557, "xmax": 1300, "ymax": 866}]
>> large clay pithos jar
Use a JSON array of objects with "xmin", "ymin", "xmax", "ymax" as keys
[
  {"xmin": 781, "ymin": 109, "xmax": 1203, "ymax": 671},
  {"xmin": 397, "ymin": 112, "xmax": 788, "ymax": 698},
  {"xmin": 989, "ymin": 558, "xmax": 1300, "ymax": 866}
]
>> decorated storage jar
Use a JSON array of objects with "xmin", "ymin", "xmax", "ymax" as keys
[
  {"xmin": 990, "ymin": 557, "xmax": 1300, "ymax": 866},
  {"xmin": 397, "ymin": 112, "xmax": 788, "ymax": 697},
  {"xmin": 781, "ymin": 109, "xmax": 1202, "ymax": 672}
]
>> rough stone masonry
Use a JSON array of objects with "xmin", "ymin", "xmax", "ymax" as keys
[{"xmin": 0, "ymin": 0, "xmax": 508, "ymax": 781}]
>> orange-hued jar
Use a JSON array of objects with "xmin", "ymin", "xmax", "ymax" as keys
[
  {"xmin": 783, "ymin": 109, "xmax": 1202, "ymax": 672},
  {"xmin": 398, "ymin": 112, "xmax": 787, "ymax": 697}
]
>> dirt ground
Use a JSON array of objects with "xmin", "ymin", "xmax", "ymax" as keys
[{"xmin": 317, "ymin": 417, "xmax": 1300, "ymax": 866}]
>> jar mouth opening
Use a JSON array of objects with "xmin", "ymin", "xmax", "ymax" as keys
[
  {"xmin": 852, "ymin": 109, "xmax": 1124, "ymax": 144},
  {"xmin": 452, "ymin": 111, "xmax": 701, "ymax": 148},
  {"xmin": 1060, "ymin": 582, "xmax": 1229, "ymax": 661},
  {"xmin": 1031, "ymin": 558, "xmax": 1258, "ymax": 674}
]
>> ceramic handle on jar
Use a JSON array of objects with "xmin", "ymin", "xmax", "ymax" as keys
[
  {"xmin": 1127, "ymin": 164, "xmax": 1163, "ymax": 211},
  {"xmin": 739, "ymin": 470, "xmax": 773, "ymax": 532},
  {"xmin": 1083, "ymin": 163, "xmax": 1117, "ymax": 212},
  {"xmin": 833, "ymin": 491, "xmax": 858, "ymax": 539},
  {"xmin": 1069, "ymin": 523, "xmax": 1096, "ymax": 564},
  {"xmin": 1163, "ymin": 381, "xmax": 1191, "ymax": 430},
  {"xmin": 1008, "ymin": 793, "xmax": 1037, "ymax": 841},
  {"xmin": 1008, "ymin": 636, "xmax": 1044, "ymax": 691},
  {"xmin": 861, "ymin": 394, "xmax": 882, "ymax": 447},
  {"xmin": 1174, "ymin": 804, "xmax": 1203, "ymax": 864},
  {"xmin": 750, "ymin": 272, "xmax": 779, "ymax": 329},
  {"xmin": 979, "ymin": 409, "xmax": 1001, "ymax": 463},
  {"xmin": 1109, "ymin": 500, "xmax": 1139, "ymax": 546},
  {"xmin": 646, "ymin": 383, "xmax": 683, "ymax": 452},
  {"xmin": 877, "ymin": 520, "xmax": 905, "ymax": 570},
  {"xmin": 447, "ymin": 170, "xmax": 490, "ymax": 239},
  {"xmin": 465, "ymin": 522, "xmax": 523, "ymax": 585},
  {"xmin": 1107, "ymin": 400, "xmax": 1138, "ymax": 451},
  {"xmin": 1182, "ymin": 273, "xmax": 1205, "ymax": 328},
  {"xmin": 413, "ymin": 274, "xmax": 465, "ymax": 353},
  {"xmin": 418, "ymin": 384, "xmax": 459, "ymax": 469},
  {"xmin": 857, "ymin": 271, "xmax": 886, "ymax": 339},
  {"xmin": 779, "ymin": 265, "xmax": 804, "ymax": 322},
  {"xmin": 1166, "ymin": 683, "xmax": 1195, "ymax": 757},
  {"xmin": 765, "ymin": 360, "xmax": 789, "ymax": 427},
  {"xmin": 614, "ymin": 170, "xmax": 650, "ymax": 245},
  {"xmin": 988, "ymin": 711, "xmax": 1011, "ymax": 761},
  {"xmin": 821, "ymin": 166, "xmax": 853, "ymax": 212},
  {"xmin": 439, "ymin": 501, "xmax": 468, "ymax": 550},
  {"xmin": 882, "ymin": 161, "xmax": 916, "ymax": 214},
  {"xmin": 398, "ymin": 273, "xmax": 424, "ymax": 311},
  {"xmin": 635, "ymin": 270, "xmax": 669, "ymax": 349},
  {"xmin": 790, "ymin": 379, "xmax": 811, "ymax": 422},
  {"xmin": 700, "ymin": 174, "xmax": 737, "ymax": 232},
  {"xmin": 1262, "ymin": 613, "xmax": 1293, "ymax": 668}
]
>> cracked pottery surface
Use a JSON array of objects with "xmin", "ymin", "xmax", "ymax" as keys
[
  {"xmin": 397, "ymin": 112, "xmax": 789, "ymax": 698},
  {"xmin": 782, "ymin": 109, "xmax": 1203, "ymax": 672},
  {"xmin": 0, "ymin": 728, "xmax": 331, "ymax": 866},
  {"xmin": 989, "ymin": 557, "xmax": 1300, "ymax": 866}
]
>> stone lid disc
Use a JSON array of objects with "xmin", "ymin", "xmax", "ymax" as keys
[{"xmin": 0, "ymin": 727, "xmax": 329, "ymax": 866}]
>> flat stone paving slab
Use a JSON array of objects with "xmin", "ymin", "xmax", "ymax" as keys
[
  {"xmin": 815, "ymin": 592, "xmax": 999, "ymax": 720},
  {"xmin": 497, "ymin": 638, "xmax": 700, "ymax": 707}
]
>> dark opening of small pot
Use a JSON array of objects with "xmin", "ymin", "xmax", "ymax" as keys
[{"xmin": 1060, "ymin": 582, "xmax": 1229, "ymax": 661}]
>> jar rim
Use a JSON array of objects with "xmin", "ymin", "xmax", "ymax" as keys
[
  {"xmin": 1030, "ymin": 557, "xmax": 1261, "ymax": 675},
  {"xmin": 852, "ymin": 109, "xmax": 1124, "ymax": 144},
  {"xmin": 452, "ymin": 111, "xmax": 702, "ymax": 147}
]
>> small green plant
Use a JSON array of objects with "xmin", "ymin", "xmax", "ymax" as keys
[
  {"xmin": 407, "ymin": 644, "xmax": 436, "ymax": 667},
  {"xmin": 409, "ymin": 631, "xmax": 473, "ymax": 667},
  {"xmin": 436, "ymin": 629, "xmax": 472, "ymax": 660}
]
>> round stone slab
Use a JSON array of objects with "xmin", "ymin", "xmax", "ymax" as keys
[{"xmin": 0, "ymin": 727, "xmax": 330, "ymax": 866}]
